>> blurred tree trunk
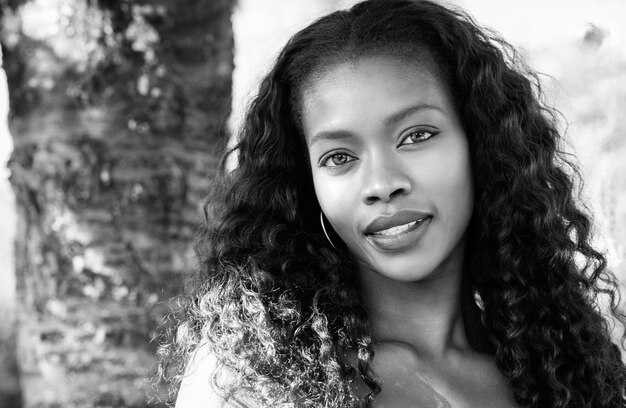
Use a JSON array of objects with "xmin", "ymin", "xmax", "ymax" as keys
[
  {"xmin": 1, "ymin": 0, "xmax": 233, "ymax": 406},
  {"xmin": 0, "ymin": 38, "xmax": 22, "ymax": 408}
]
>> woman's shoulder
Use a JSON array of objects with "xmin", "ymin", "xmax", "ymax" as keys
[{"xmin": 175, "ymin": 344, "xmax": 253, "ymax": 408}]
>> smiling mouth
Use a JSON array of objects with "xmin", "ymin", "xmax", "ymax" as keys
[
  {"xmin": 370, "ymin": 218, "xmax": 425, "ymax": 236},
  {"xmin": 365, "ymin": 216, "xmax": 432, "ymax": 251}
]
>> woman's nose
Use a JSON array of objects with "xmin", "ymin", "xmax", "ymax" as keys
[{"xmin": 360, "ymin": 158, "xmax": 412, "ymax": 204}]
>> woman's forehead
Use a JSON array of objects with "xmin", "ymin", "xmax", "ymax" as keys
[
  {"xmin": 296, "ymin": 50, "xmax": 451, "ymax": 128},
  {"xmin": 302, "ymin": 49, "xmax": 443, "ymax": 92},
  {"xmin": 299, "ymin": 56, "xmax": 457, "ymax": 145}
]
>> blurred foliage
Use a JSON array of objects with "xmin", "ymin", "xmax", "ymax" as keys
[{"xmin": 1, "ymin": 0, "xmax": 233, "ymax": 406}]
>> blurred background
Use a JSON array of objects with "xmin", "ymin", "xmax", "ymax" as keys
[{"xmin": 0, "ymin": 0, "xmax": 624, "ymax": 407}]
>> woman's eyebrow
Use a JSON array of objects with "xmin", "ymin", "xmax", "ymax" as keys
[
  {"xmin": 384, "ymin": 103, "xmax": 446, "ymax": 126},
  {"xmin": 308, "ymin": 103, "xmax": 445, "ymax": 147},
  {"xmin": 309, "ymin": 130, "xmax": 354, "ymax": 147}
]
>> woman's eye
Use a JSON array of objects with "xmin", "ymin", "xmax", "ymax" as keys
[
  {"xmin": 320, "ymin": 153, "xmax": 355, "ymax": 168},
  {"xmin": 399, "ymin": 128, "xmax": 438, "ymax": 146}
]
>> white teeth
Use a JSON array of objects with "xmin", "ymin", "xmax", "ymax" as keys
[{"xmin": 372, "ymin": 219, "xmax": 423, "ymax": 236}]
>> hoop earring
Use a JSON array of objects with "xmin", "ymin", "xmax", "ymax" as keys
[{"xmin": 320, "ymin": 211, "xmax": 338, "ymax": 250}]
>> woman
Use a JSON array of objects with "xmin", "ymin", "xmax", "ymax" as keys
[{"xmin": 158, "ymin": 0, "xmax": 626, "ymax": 406}]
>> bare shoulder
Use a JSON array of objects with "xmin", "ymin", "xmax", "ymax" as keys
[{"xmin": 175, "ymin": 344, "xmax": 252, "ymax": 408}]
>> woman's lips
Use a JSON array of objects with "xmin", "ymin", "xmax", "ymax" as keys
[
  {"xmin": 365, "ymin": 216, "xmax": 432, "ymax": 251},
  {"xmin": 364, "ymin": 209, "xmax": 431, "ymax": 235},
  {"xmin": 370, "ymin": 219, "xmax": 420, "ymax": 236}
]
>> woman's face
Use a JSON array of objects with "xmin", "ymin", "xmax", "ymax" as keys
[{"xmin": 301, "ymin": 56, "xmax": 473, "ymax": 282}]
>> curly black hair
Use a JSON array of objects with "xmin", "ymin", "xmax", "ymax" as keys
[{"xmin": 156, "ymin": 1, "xmax": 626, "ymax": 407}]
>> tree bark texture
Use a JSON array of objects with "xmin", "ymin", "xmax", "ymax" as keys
[
  {"xmin": 0, "ymin": 37, "xmax": 22, "ymax": 408},
  {"xmin": 1, "ymin": 0, "xmax": 233, "ymax": 405}
]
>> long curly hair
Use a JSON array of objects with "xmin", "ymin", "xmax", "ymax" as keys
[{"xmin": 156, "ymin": 1, "xmax": 626, "ymax": 406}]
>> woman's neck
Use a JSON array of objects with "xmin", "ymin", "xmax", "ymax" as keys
[{"xmin": 357, "ymin": 250, "xmax": 469, "ymax": 360}]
